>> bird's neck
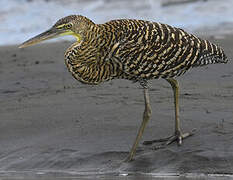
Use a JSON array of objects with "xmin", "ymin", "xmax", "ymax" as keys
[
  {"xmin": 81, "ymin": 25, "xmax": 103, "ymax": 49},
  {"xmin": 79, "ymin": 22, "xmax": 117, "ymax": 51},
  {"xmin": 65, "ymin": 26, "xmax": 124, "ymax": 85},
  {"xmin": 64, "ymin": 21, "xmax": 125, "ymax": 85}
]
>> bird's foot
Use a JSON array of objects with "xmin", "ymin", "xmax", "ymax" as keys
[
  {"xmin": 124, "ymin": 155, "xmax": 133, "ymax": 162},
  {"xmin": 143, "ymin": 129, "xmax": 196, "ymax": 150}
]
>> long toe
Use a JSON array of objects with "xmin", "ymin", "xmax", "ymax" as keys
[
  {"xmin": 143, "ymin": 136, "xmax": 173, "ymax": 145},
  {"xmin": 144, "ymin": 129, "xmax": 196, "ymax": 150}
]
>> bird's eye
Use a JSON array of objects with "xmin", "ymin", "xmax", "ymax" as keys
[
  {"xmin": 65, "ymin": 24, "xmax": 72, "ymax": 29},
  {"xmin": 56, "ymin": 23, "xmax": 72, "ymax": 30}
]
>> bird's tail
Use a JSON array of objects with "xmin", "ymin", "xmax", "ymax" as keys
[{"xmin": 193, "ymin": 39, "xmax": 229, "ymax": 67}]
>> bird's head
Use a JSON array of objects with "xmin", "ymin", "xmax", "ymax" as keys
[{"xmin": 19, "ymin": 15, "xmax": 94, "ymax": 48}]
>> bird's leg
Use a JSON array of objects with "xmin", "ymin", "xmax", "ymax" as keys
[
  {"xmin": 124, "ymin": 87, "xmax": 152, "ymax": 162},
  {"xmin": 143, "ymin": 78, "xmax": 195, "ymax": 148}
]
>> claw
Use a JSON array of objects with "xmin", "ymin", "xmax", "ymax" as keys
[
  {"xmin": 178, "ymin": 136, "xmax": 182, "ymax": 145},
  {"xmin": 143, "ymin": 129, "xmax": 196, "ymax": 149}
]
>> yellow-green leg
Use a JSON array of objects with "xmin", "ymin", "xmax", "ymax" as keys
[
  {"xmin": 143, "ymin": 78, "xmax": 195, "ymax": 147},
  {"xmin": 125, "ymin": 88, "xmax": 152, "ymax": 162}
]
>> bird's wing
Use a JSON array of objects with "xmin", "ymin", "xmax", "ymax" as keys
[
  {"xmin": 110, "ymin": 30, "xmax": 196, "ymax": 80},
  {"xmin": 108, "ymin": 39, "xmax": 147, "ymax": 82}
]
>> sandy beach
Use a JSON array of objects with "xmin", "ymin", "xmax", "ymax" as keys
[{"xmin": 0, "ymin": 34, "xmax": 233, "ymax": 179}]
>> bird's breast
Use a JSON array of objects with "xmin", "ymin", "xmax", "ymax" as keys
[{"xmin": 64, "ymin": 42, "xmax": 124, "ymax": 85}]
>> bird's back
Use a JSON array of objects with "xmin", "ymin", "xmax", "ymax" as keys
[
  {"xmin": 101, "ymin": 19, "xmax": 228, "ymax": 80},
  {"xmin": 65, "ymin": 18, "xmax": 229, "ymax": 85}
]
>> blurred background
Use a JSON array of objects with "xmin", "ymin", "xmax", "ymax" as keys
[{"xmin": 1, "ymin": 0, "xmax": 233, "ymax": 46}]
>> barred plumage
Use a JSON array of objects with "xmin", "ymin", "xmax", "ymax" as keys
[
  {"xmin": 20, "ymin": 15, "xmax": 230, "ymax": 162},
  {"xmin": 64, "ymin": 16, "xmax": 228, "ymax": 85}
]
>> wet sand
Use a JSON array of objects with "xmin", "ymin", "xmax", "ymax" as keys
[{"xmin": 0, "ymin": 35, "xmax": 233, "ymax": 179}]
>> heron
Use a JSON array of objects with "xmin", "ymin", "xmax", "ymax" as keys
[{"xmin": 19, "ymin": 15, "xmax": 229, "ymax": 162}]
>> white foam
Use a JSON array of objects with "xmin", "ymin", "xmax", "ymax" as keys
[{"xmin": 1, "ymin": 0, "xmax": 233, "ymax": 46}]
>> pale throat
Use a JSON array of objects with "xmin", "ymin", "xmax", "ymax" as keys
[{"xmin": 59, "ymin": 31, "xmax": 82, "ymax": 43}]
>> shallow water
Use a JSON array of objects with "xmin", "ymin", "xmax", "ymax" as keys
[{"xmin": 0, "ymin": 171, "xmax": 233, "ymax": 180}]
